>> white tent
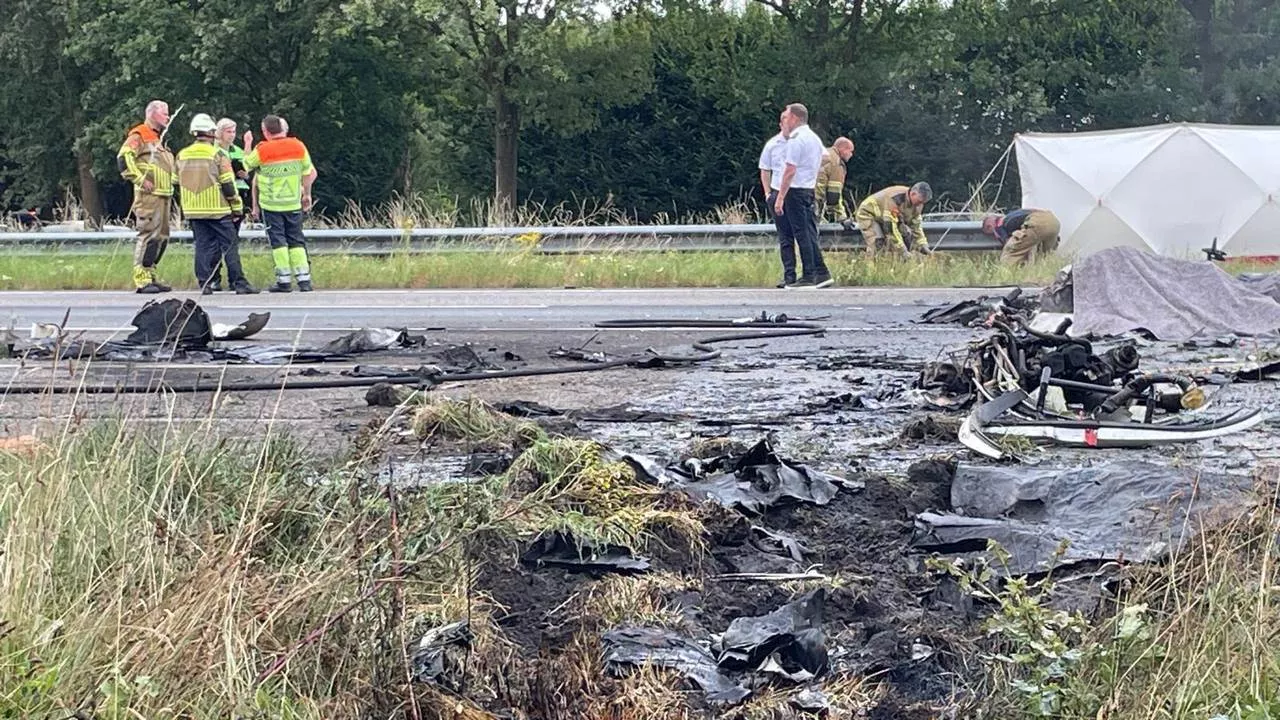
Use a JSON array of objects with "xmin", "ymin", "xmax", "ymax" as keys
[{"xmin": 1014, "ymin": 123, "xmax": 1280, "ymax": 259}]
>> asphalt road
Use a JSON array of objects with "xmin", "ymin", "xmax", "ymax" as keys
[{"xmin": 1, "ymin": 287, "xmax": 1010, "ymax": 341}]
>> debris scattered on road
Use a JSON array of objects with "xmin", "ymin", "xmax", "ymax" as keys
[
  {"xmin": 914, "ymin": 304, "xmax": 1264, "ymax": 458},
  {"xmin": 126, "ymin": 298, "xmax": 212, "ymax": 347},
  {"xmin": 211, "ymin": 312, "xmax": 270, "ymax": 341},
  {"xmin": 498, "ymin": 400, "xmax": 687, "ymax": 423},
  {"xmin": 321, "ymin": 327, "xmax": 427, "ymax": 354},
  {"xmin": 918, "ymin": 287, "xmax": 1039, "ymax": 327}
]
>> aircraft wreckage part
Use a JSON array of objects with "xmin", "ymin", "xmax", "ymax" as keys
[
  {"xmin": 0, "ymin": 317, "xmax": 826, "ymax": 395},
  {"xmin": 960, "ymin": 407, "xmax": 1267, "ymax": 459}
]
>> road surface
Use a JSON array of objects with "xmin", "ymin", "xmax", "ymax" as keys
[{"xmin": 1, "ymin": 287, "xmax": 1008, "ymax": 341}]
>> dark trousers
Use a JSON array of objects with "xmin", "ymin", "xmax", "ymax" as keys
[
  {"xmin": 768, "ymin": 190, "xmax": 797, "ymax": 283},
  {"xmin": 264, "ymin": 210, "xmax": 306, "ymax": 250},
  {"xmin": 784, "ymin": 188, "xmax": 829, "ymax": 280},
  {"xmin": 192, "ymin": 217, "xmax": 248, "ymax": 289}
]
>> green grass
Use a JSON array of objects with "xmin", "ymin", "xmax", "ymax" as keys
[
  {"xmin": 0, "ymin": 397, "xmax": 709, "ymax": 718},
  {"xmin": 9, "ymin": 240, "xmax": 1273, "ymax": 292},
  {"xmin": 1, "ymin": 243, "xmax": 1075, "ymax": 290}
]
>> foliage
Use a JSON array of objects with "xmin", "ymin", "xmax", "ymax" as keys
[{"xmin": 4, "ymin": 0, "xmax": 1280, "ymax": 220}]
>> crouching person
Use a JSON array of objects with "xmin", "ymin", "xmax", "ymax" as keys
[
  {"xmin": 984, "ymin": 208, "xmax": 1060, "ymax": 266},
  {"xmin": 177, "ymin": 113, "xmax": 258, "ymax": 294},
  {"xmin": 850, "ymin": 182, "xmax": 933, "ymax": 259}
]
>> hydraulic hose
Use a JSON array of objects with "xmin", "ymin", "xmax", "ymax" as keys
[
  {"xmin": 0, "ymin": 319, "xmax": 826, "ymax": 396},
  {"xmin": 1098, "ymin": 373, "xmax": 1198, "ymax": 415},
  {"xmin": 1009, "ymin": 314, "xmax": 1092, "ymax": 354}
]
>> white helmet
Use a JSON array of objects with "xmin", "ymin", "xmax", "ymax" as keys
[{"xmin": 189, "ymin": 113, "xmax": 217, "ymax": 136}]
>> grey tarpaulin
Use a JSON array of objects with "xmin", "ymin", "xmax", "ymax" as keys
[
  {"xmin": 602, "ymin": 627, "xmax": 751, "ymax": 705},
  {"xmin": 1068, "ymin": 247, "xmax": 1280, "ymax": 340},
  {"xmin": 913, "ymin": 461, "xmax": 1254, "ymax": 575}
]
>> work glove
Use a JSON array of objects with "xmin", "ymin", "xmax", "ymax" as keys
[
  {"xmin": 840, "ymin": 217, "xmax": 857, "ymax": 231},
  {"xmin": 899, "ymin": 248, "xmax": 912, "ymax": 262},
  {"xmin": 825, "ymin": 189, "xmax": 840, "ymax": 206}
]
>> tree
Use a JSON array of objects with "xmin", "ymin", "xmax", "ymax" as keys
[
  {"xmin": 0, "ymin": 0, "xmax": 115, "ymax": 219},
  {"xmin": 424, "ymin": 0, "xmax": 654, "ymax": 220}
]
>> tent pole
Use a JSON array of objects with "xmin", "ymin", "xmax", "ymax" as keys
[{"xmin": 933, "ymin": 140, "xmax": 1015, "ymax": 251}]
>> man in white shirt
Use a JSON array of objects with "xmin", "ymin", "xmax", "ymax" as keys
[
  {"xmin": 758, "ymin": 112, "xmax": 797, "ymax": 287},
  {"xmin": 773, "ymin": 103, "xmax": 833, "ymax": 288}
]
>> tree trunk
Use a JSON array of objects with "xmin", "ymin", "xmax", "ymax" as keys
[
  {"xmin": 76, "ymin": 145, "xmax": 104, "ymax": 223},
  {"xmin": 1180, "ymin": 0, "xmax": 1223, "ymax": 118},
  {"xmin": 493, "ymin": 89, "xmax": 519, "ymax": 224}
]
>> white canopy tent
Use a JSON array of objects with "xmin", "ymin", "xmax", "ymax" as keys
[{"xmin": 1014, "ymin": 123, "xmax": 1280, "ymax": 259}]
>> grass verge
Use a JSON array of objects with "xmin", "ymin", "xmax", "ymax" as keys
[
  {"xmin": 0, "ymin": 244, "xmax": 1072, "ymax": 290},
  {"xmin": 948, "ymin": 465, "xmax": 1280, "ymax": 718},
  {"xmin": 0, "ymin": 397, "xmax": 711, "ymax": 718}
]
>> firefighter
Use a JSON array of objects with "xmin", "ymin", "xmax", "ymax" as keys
[
  {"xmin": 176, "ymin": 114, "xmax": 258, "ymax": 294},
  {"xmin": 117, "ymin": 100, "xmax": 175, "ymax": 293},
  {"xmin": 849, "ymin": 182, "xmax": 933, "ymax": 259},
  {"xmin": 243, "ymin": 114, "xmax": 318, "ymax": 292},
  {"xmin": 984, "ymin": 208, "xmax": 1061, "ymax": 265},
  {"xmin": 815, "ymin": 137, "xmax": 854, "ymax": 221}
]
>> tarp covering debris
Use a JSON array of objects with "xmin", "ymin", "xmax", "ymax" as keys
[
  {"xmin": 913, "ymin": 461, "xmax": 1255, "ymax": 574},
  {"xmin": 1068, "ymin": 247, "xmax": 1280, "ymax": 340}
]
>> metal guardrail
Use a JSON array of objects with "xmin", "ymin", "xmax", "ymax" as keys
[{"xmin": 0, "ymin": 221, "xmax": 1000, "ymax": 255}]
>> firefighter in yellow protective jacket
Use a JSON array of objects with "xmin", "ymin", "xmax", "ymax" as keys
[
  {"xmin": 176, "ymin": 113, "xmax": 258, "ymax": 295},
  {"xmin": 815, "ymin": 137, "xmax": 854, "ymax": 221},
  {"xmin": 850, "ymin": 182, "xmax": 933, "ymax": 258},
  {"xmin": 117, "ymin": 100, "xmax": 176, "ymax": 293}
]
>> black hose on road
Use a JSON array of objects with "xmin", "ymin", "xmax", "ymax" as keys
[{"xmin": 0, "ymin": 319, "xmax": 826, "ymax": 396}]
